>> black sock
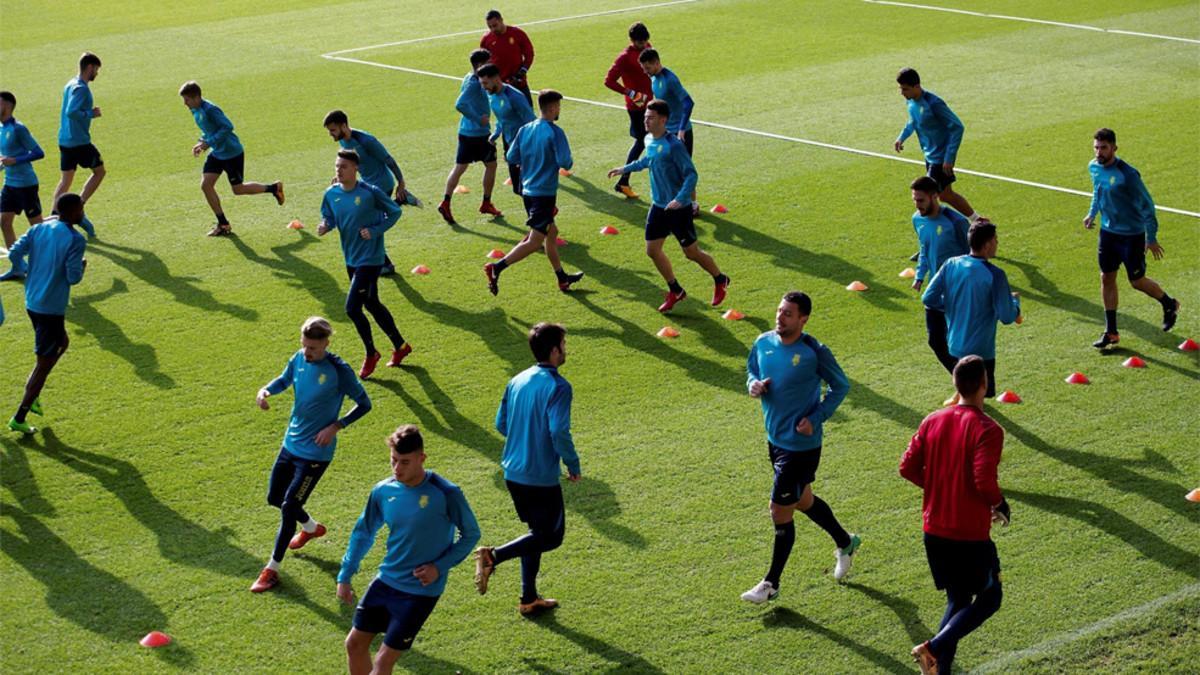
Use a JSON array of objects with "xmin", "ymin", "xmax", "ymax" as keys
[
  {"xmin": 443, "ymin": 193, "xmax": 451, "ymax": 203},
  {"xmin": 14, "ymin": 405, "xmax": 30, "ymax": 424},
  {"xmin": 668, "ymin": 279, "xmax": 683, "ymax": 294},
  {"xmin": 714, "ymin": 273, "xmax": 728, "ymax": 284},
  {"xmin": 483, "ymin": 194, "xmax": 492, "ymax": 203},
  {"xmin": 264, "ymin": 183, "xmax": 278, "ymax": 195},
  {"xmin": 1159, "ymin": 293, "xmax": 1176, "ymax": 311},
  {"xmin": 494, "ymin": 260, "xmax": 509, "ymax": 273},
  {"xmin": 216, "ymin": 212, "xmax": 229, "ymax": 226},
  {"xmin": 764, "ymin": 520, "xmax": 795, "ymax": 587},
  {"xmin": 803, "ymin": 496, "xmax": 851, "ymax": 550},
  {"xmin": 555, "ymin": 268, "xmax": 568, "ymax": 282},
  {"xmin": 1105, "ymin": 309, "xmax": 1118, "ymax": 334}
]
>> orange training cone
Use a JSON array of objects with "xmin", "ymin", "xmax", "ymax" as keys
[
  {"xmin": 1065, "ymin": 372, "xmax": 1090, "ymax": 385},
  {"xmin": 559, "ymin": 168, "xmax": 572, "ymax": 177},
  {"xmin": 996, "ymin": 390, "xmax": 1022, "ymax": 404},
  {"xmin": 287, "ymin": 219, "xmax": 304, "ymax": 230},
  {"xmin": 555, "ymin": 237, "xmax": 568, "ymax": 247},
  {"xmin": 657, "ymin": 326, "xmax": 680, "ymax": 338},
  {"xmin": 846, "ymin": 280, "xmax": 868, "ymax": 292},
  {"xmin": 722, "ymin": 309, "xmax": 745, "ymax": 321},
  {"xmin": 486, "ymin": 249, "xmax": 505, "ymax": 260},
  {"xmin": 140, "ymin": 631, "xmax": 172, "ymax": 648},
  {"xmin": 1180, "ymin": 338, "xmax": 1199, "ymax": 352},
  {"xmin": 1122, "ymin": 356, "xmax": 1147, "ymax": 368},
  {"xmin": 454, "ymin": 185, "xmax": 470, "ymax": 194},
  {"xmin": 503, "ymin": 177, "xmax": 512, "ymax": 186},
  {"xmin": 1187, "ymin": 488, "xmax": 1200, "ymax": 503},
  {"xmin": 899, "ymin": 267, "xmax": 916, "ymax": 279},
  {"xmin": 600, "ymin": 225, "xmax": 619, "ymax": 235},
  {"xmin": 411, "ymin": 265, "xmax": 430, "ymax": 275},
  {"xmin": 710, "ymin": 204, "xmax": 728, "ymax": 214}
]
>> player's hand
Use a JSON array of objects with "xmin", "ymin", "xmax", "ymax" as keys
[
  {"xmin": 412, "ymin": 564, "xmax": 440, "ymax": 586},
  {"xmin": 568, "ymin": 473, "xmax": 582, "ymax": 483},
  {"xmin": 912, "ymin": 279, "xmax": 923, "ymax": 292},
  {"xmin": 749, "ymin": 377, "xmax": 771, "ymax": 398},
  {"xmin": 607, "ymin": 167, "xmax": 625, "ymax": 179},
  {"xmin": 336, "ymin": 583, "xmax": 356, "ymax": 605},
  {"xmin": 92, "ymin": 107, "xmax": 102, "ymax": 118},
  {"xmin": 666, "ymin": 199, "xmax": 684, "ymax": 210},
  {"xmin": 894, "ymin": 140, "xmax": 904, "ymax": 153},
  {"xmin": 0, "ymin": 156, "xmax": 14, "ymax": 166},
  {"xmin": 676, "ymin": 130, "xmax": 686, "ymax": 141},
  {"xmin": 359, "ymin": 228, "xmax": 372, "ymax": 240},
  {"xmin": 317, "ymin": 222, "xmax": 331, "ymax": 236},
  {"xmin": 394, "ymin": 185, "xmax": 407, "ymax": 203},
  {"xmin": 314, "ymin": 422, "xmax": 340, "ymax": 447},
  {"xmin": 1147, "ymin": 242, "xmax": 1165, "ymax": 260},
  {"xmin": 191, "ymin": 142, "xmax": 207, "ymax": 157},
  {"xmin": 1082, "ymin": 215, "xmax": 1095, "ymax": 229},
  {"xmin": 795, "ymin": 417, "xmax": 814, "ymax": 435},
  {"xmin": 991, "ymin": 497, "xmax": 1011, "ymax": 526},
  {"xmin": 942, "ymin": 162, "xmax": 954, "ymax": 177},
  {"xmin": 256, "ymin": 388, "xmax": 271, "ymax": 410}
]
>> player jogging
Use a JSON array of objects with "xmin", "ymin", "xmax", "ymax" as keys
[
  {"xmin": 478, "ymin": 64, "xmax": 535, "ymax": 197},
  {"xmin": 910, "ymin": 176, "xmax": 971, "ymax": 377},
  {"xmin": 603, "ymin": 22, "xmax": 654, "ymax": 199},
  {"xmin": 638, "ymin": 49, "xmax": 697, "ymax": 214},
  {"xmin": 438, "ymin": 49, "xmax": 502, "ymax": 225},
  {"xmin": 0, "ymin": 90, "xmax": 45, "ymax": 281},
  {"xmin": 53, "ymin": 52, "xmax": 104, "ymax": 238}
]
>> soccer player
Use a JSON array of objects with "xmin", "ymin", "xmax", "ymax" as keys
[
  {"xmin": 638, "ymin": 49, "xmax": 697, "ymax": 213},
  {"xmin": 53, "ymin": 52, "xmax": 104, "ymax": 238},
  {"xmin": 318, "ymin": 150, "xmax": 411, "ymax": 378},
  {"xmin": 603, "ymin": 22, "xmax": 654, "ymax": 199},
  {"xmin": 894, "ymin": 68, "xmax": 984, "ymax": 229},
  {"xmin": 910, "ymin": 176, "xmax": 971, "ymax": 376},
  {"xmin": 438, "ymin": 49, "xmax": 502, "ymax": 225},
  {"xmin": 921, "ymin": 221, "xmax": 1020, "ymax": 405},
  {"xmin": 6, "ymin": 193, "xmax": 87, "ymax": 434},
  {"xmin": 483, "ymin": 90, "xmax": 584, "ymax": 295},
  {"xmin": 607, "ymin": 99, "xmax": 729, "ymax": 313},
  {"xmin": 481, "ymin": 9, "xmax": 535, "ymax": 106},
  {"xmin": 179, "ymin": 81, "xmax": 284, "ymax": 237},
  {"xmin": 900, "ymin": 355, "xmax": 1009, "ymax": 675},
  {"xmin": 478, "ymin": 64, "xmax": 535, "ymax": 197},
  {"xmin": 338, "ymin": 425, "xmax": 480, "ymax": 674},
  {"xmin": 1085, "ymin": 128, "xmax": 1180, "ymax": 348},
  {"xmin": 0, "ymin": 91, "xmax": 45, "ymax": 281},
  {"xmin": 741, "ymin": 291, "xmax": 860, "ymax": 604},
  {"xmin": 252, "ymin": 316, "xmax": 372, "ymax": 593},
  {"xmin": 473, "ymin": 322, "xmax": 580, "ymax": 617}
]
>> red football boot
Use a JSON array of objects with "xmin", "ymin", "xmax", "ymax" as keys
[
  {"xmin": 359, "ymin": 351, "xmax": 382, "ymax": 379},
  {"xmin": 387, "ymin": 344, "xmax": 413, "ymax": 367},
  {"xmin": 289, "ymin": 523, "xmax": 327, "ymax": 550}
]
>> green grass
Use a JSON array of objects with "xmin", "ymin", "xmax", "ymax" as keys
[{"xmin": 2, "ymin": 0, "xmax": 1198, "ymax": 672}]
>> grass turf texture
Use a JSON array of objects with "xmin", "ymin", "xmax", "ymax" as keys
[{"xmin": 1, "ymin": 0, "xmax": 1198, "ymax": 671}]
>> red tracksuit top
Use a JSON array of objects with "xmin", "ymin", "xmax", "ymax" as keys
[
  {"xmin": 604, "ymin": 44, "xmax": 654, "ymax": 111},
  {"xmin": 481, "ymin": 26, "xmax": 534, "ymax": 81},
  {"xmin": 900, "ymin": 405, "xmax": 1004, "ymax": 541}
]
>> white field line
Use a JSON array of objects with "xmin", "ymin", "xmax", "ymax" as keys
[
  {"xmin": 973, "ymin": 582, "xmax": 1200, "ymax": 673},
  {"xmin": 862, "ymin": 0, "xmax": 1200, "ymax": 44}
]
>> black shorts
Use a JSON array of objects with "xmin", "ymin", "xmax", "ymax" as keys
[
  {"xmin": 27, "ymin": 310, "xmax": 68, "ymax": 357},
  {"xmin": 59, "ymin": 143, "xmax": 103, "ymax": 171},
  {"xmin": 202, "ymin": 152, "xmax": 245, "ymax": 186},
  {"xmin": 628, "ymin": 108, "xmax": 647, "ymax": 139},
  {"xmin": 769, "ymin": 443, "xmax": 821, "ymax": 506},
  {"xmin": 681, "ymin": 128, "xmax": 694, "ymax": 157},
  {"xmin": 924, "ymin": 533, "xmax": 1000, "ymax": 593},
  {"xmin": 456, "ymin": 135, "xmax": 497, "ymax": 165},
  {"xmin": 925, "ymin": 161, "xmax": 956, "ymax": 192},
  {"xmin": 1097, "ymin": 229, "xmax": 1147, "ymax": 281},
  {"xmin": 353, "ymin": 579, "xmax": 440, "ymax": 651},
  {"xmin": 645, "ymin": 204, "xmax": 698, "ymax": 247},
  {"xmin": 506, "ymin": 480, "xmax": 565, "ymax": 531},
  {"xmin": 266, "ymin": 447, "xmax": 330, "ymax": 508},
  {"xmin": 0, "ymin": 185, "xmax": 42, "ymax": 218},
  {"xmin": 523, "ymin": 195, "xmax": 557, "ymax": 234}
]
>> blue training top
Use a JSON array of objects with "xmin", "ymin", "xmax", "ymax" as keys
[
  {"xmin": 8, "ymin": 218, "xmax": 86, "ymax": 315},
  {"xmin": 192, "ymin": 100, "xmax": 244, "ymax": 160},
  {"xmin": 320, "ymin": 181, "xmax": 401, "ymax": 267},
  {"xmin": 489, "ymin": 84, "xmax": 536, "ymax": 147},
  {"xmin": 913, "ymin": 206, "xmax": 970, "ymax": 283},
  {"xmin": 747, "ymin": 331, "xmax": 849, "ymax": 452},
  {"xmin": 505, "ymin": 119, "xmax": 572, "ymax": 198},
  {"xmin": 619, "ymin": 132, "xmax": 697, "ymax": 209},
  {"xmin": 264, "ymin": 350, "xmax": 371, "ymax": 462},
  {"xmin": 495, "ymin": 364, "xmax": 581, "ymax": 486},
  {"xmin": 339, "ymin": 129, "xmax": 403, "ymax": 196},
  {"xmin": 1, "ymin": 117, "xmax": 44, "ymax": 188},
  {"xmin": 1088, "ymin": 158, "xmax": 1159, "ymax": 243},
  {"xmin": 58, "ymin": 77, "xmax": 94, "ymax": 147},
  {"xmin": 651, "ymin": 68, "xmax": 694, "ymax": 134},
  {"xmin": 922, "ymin": 255, "xmax": 1021, "ymax": 360},
  {"xmin": 897, "ymin": 90, "xmax": 964, "ymax": 165},
  {"xmin": 456, "ymin": 72, "xmax": 491, "ymax": 138}
]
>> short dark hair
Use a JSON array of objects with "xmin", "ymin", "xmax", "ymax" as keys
[
  {"xmin": 953, "ymin": 355, "xmax": 987, "ymax": 396},
  {"xmin": 646, "ymin": 98, "xmax": 670, "ymax": 118},
  {"xmin": 323, "ymin": 109, "xmax": 348, "ymax": 127},
  {"xmin": 337, "ymin": 149, "xmax": 360, "ymax": 165},
  {"xmin": 56, "ymin": 192, "xmax": 84, "ymax": 216},
  {"xmin": 782, "ymin": 291, "xmax": 812, "ymax": 316},
  {"xmin": 178, "ymin": 81, "xmax": 201, "ymax": 98},
  {"xmin": 638, "ymin": 48, "xmax": 660, "ymax": 64},
  {"xmin": 528, "ymin": 322, "xmax": 566, "ymax": 362},
  {"xmin": 968, "ymin": 221, "xmax": 997, "ymax": 251},
  {"xmin": 0, "ymin": 91, "xmax": 15, "ymax": 107},
  {"xmin": 470, "ymin": 48, "xmax": 491, "ymax": 68},
  {"xmin": 911, "ymin": 176, "xmax": 940, "ymax": 194},
  {"xmin": 486, "ymin": 9, "xmax": 502, "ymax": 21},
  {"xmin": 1094, "ymin": 128, "xmax": 1116, "ymax": 144},
  {"xmin": 79, "ymin": 52, "xmax": 101, "ymax": 70},
  {"xmin": 476, "ymin": 63, "xmax": 501, "ymax": 79},
  {"xmin": 629, "ymin": 22, "xmax": 650, "ymax": 42},
  {"xmin": 538, "ymin": 89, "xmax": 563, "ymax": 111},
  {"xmin": 388, "ymin": 425, "xmax": 424, "ymax": 455},
  {"xmin": 896, "ymin": 67, "xmax": 920, "ymax": 86},
  {"xmin": 301, "ymin": 316, "xmax": 333, "ymax": 340}
]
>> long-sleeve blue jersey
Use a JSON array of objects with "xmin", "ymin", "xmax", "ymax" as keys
[
  {"xmin": 191, "ymin": 100, "xmax": 244, "ymax": 160},
  {"xmin": 897, "ymin": 90, "xmax": 963, "ymax": 165},
  {"xmin": 489, "ymin": 84, "xmax": 536, "ymax": 147},
  {"xmin": 339, "ymin": 129, "xmax": 403, "ymax": 196},
  {"xmin": 1, "ymin": 118, "xmax": 44, "ymax": 188},
  {"xmin": 505, "ymin": 119, "xmax": 572, "ymax": 198},
  {"xmin": 922, "ymin": 255, "xmax": 1020, "ymax": 360},
  {"xmin": 747, "ymin": 331, "xmax": 849, "ymax": 452},
  {"xmin": 456, "ymin": 73, "xmax": 491, "ymax": 138},
  {"xmin": 264, "ymin": 350, "xmax": 371, "ymax": 462},
  {"xmin": 58, "ymin": 77, "xmax": 94, "ymax": 147},
  {"xmin": 651, "ymin": 68, "xmax": 694, "ymax": 134},
  {"xmin": 320, "ymin": 181, "xmax": 401, "ymax": 267},
  {"xmin": 913, "ymin": 206, "xmax": 970, "ymax": 283},
  {"xmin": 8, "ymin": 219, "xmax": 86, "ymax": 315},
  {"xmin": 619, "ymin": 132, "xmax": 697, "ymax": 208},
  {"xmin": 1088, "ymin": 158, "xmax": 1159, "ymax": 243},
  {"xmin": 495, "ymin": 364, "xmax": 580, "ymax": 486}
]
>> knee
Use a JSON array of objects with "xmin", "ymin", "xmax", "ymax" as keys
[
  {"xmin": 535, "ymin": 524, "xmax": 564, "ymax": 552},
  {"xmin": 279, "ymin": 498, "xmax": 303, "ymax": 519},
  {"xmin": 768, "ymin": 502, "xmax": 793, "ymax": 522},
  {"xmin": 345, "ymin": 631, "xmax": 370, "ymax": 655},
  {"xmin": 267, "ymin": 492, "xmax": 283, "ymax": 508},
  {"xmin": 93, "ymin": 165, "xmax": 106, "ymax": 178},
  {"xmin": 345, "ymin": 297, "xmax": 364, "ymax": 317},
  {"xmin": 683, "ymin": 246, "xmax": 702, "ymax": 261},
  {"xmin": 644, "ymin": 244, "xmax": 657, "ymax": 258}
]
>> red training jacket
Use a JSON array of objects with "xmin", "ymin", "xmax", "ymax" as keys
[
  {"xmin": 481, "ymin": 26, "xmax": 534, "ymax": 82},
  {"xmin": 899, "ymin": 405, "xmax": 1004, "ymax": 541},
  {"xmin": 604, "ymin": 43, "xmax": 653, "ymax": 111}
]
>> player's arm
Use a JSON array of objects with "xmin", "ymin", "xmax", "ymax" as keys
[
  {"xmin": 454, "ymin": 78, "xmax": 478, "ymax": 118},
  {"xmin": 972, "ymin": 423, "xmax": 1004, "ymax": 509},
  {"xmin": 369, "ymin": 185, "xmax": 403, "ymax": 235},
  {"xmin": 547, "ymin": 382, "xmax": 581, "ymax": 480},
  {"xmin": 65, "ymin": 87, "xmax": 93, "ymax": 121},
  {"xmin": 603, "ymin": 57, "xmax": 627, "ymax": 96},
  {"xmin": 338, "ymin": 363, "xmax": 373, "ymax": 427},
  {"xmin": 488, "ymin": 107, "xmax": 503, "ymax": 145},
  {"xmin": 7, "ymin": 231, "xmax": 30, "ymax": 267},
  {"xmin": 494, "ymin": 384, "xmax": 510, "ymax": 436},
  {"xmin": 746, "ymin": 344, "xmax": 771, "ymax": 397},
  {"xmin": 504, "ymin": 128, "xmax": 523, "ymax": 166},
  {"xmin": 317, "ymin": 193, "xmax": 336, "ymax": 236},
  {"xmin": 1128, "ymin": 167, "xmax": 1161, "ymax": 247},
  {"xmin": 921, "ymin": 265, "xmax": 947, "ymax": 312},
  {"xmin": 65, "ymin": 236, "xmax": 86, "ymax": 285},
  {"xmin": 6, "ymin": 126, "xmax": 44, "ymax": 165},
  {"xmin": 895, "ymin": 120, "xmax": 914, "ymax": 151},
  {"xmin": 811, "ymin": 344, "xmax": 850, "ymax": 424},
  {"xmin": 913, "ymin": 219, "xmax": 930, "ymax": 287},
  {"xmin": 672, "ymin": 76, "xmax": 695, "ymax": 132},
  {"xmin": 611, "ymin": 151, "xmax": 652, "ymax": 177},
  {"xmin": 259, "ymin": 357, "xmax": 296, "ymax": 409},
  {"xmin": 518, "ymin": 29, "xmax": 534, "ymax": 73},
  {"xmin": 898, "ymin": 423, "xmax": 927, "ymax": 488},
  {"xmin": 673, "ymin": 150, "xmax": 698, "ymax": 207},
  {"xmin": 554, "ymin": 127, "xmax": 573, "ymax": 171},
  {"xmin": 429, "ymin": 487, "xmax": 482, "ymax": 579},
  {"xmin": 933, "ymin": 100, "xmax": 964, "ymax": 166},
  {"xmin": 207, "ymin": 107, "xmax": 235, "ymax": 148},
  {"xmin": 337, "ymin": 489, "xmax": 384, "ymax": 603},
  {"xmin": 991, "ymin": 268, "xmax": 1021, "ymax": 325}
]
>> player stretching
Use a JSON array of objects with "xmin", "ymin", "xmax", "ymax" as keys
[
  {"xmin": 339, "ymin": 425, "xmax": 480, "ymax": 674},
  {"xmin": 607, "ymin": 99, "xmax": 729, "ymax": 313},
  {"xmin": 741, "ymin": 292, "xmax": 859, "ymax": 603},
  {"xmin": 603, "ymin": 22, "xmax": 654, "ymax": 199},
  {"xmin": 180, "ymin": 81, "xmax": 284, "ymax": 237},
  {"xmin": 483, "ymin": 90, "xmax": 584, "ymax": 295},
  {"xmin": 0, "ymin": 91, "xmax": 45, "ymax": 281},
  {"xmin": 1086, "ymin": 128, "xmax": 1180, "ymax": 348},
  {"xmin": 478, "ymin": 64, "xmax": 535, "ymax": 197},
  {"xmin": 910, "ymin": 176, "xmax": 971, "ymax": 377},
  {"xmin": 901, "ymin": 355, "xmax": 1009, "ymax": 675},
  {"xmin": 319, "ymin": 150, "xmax": 412, "ymax": 377},
  {"xmin": 438, "ymin": 49, "xmax": 502, "ymax": 224},
  {"xmin": 481, "ymin": 9, "xmax": 535, "ymax": 106},
  {"xmin": 474, "ymin": 323, "xmax": 581, "ymax": 617},
  {"xmin": 53, "ymin": 52, "xmax": 104, "ymax": 238},
  {"xmin": 252, "ymin": 316, "xmax": 372, "ymax": 593},
  {"xmin": 6, "ymin": 194, "xmax": 87, "ymax": 434},
  {"xmin": 638, "ymin": 49, "xmax": 697, "ymax": 214}
]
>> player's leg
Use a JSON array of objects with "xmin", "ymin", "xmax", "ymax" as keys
[
  {"xmin": 1122, "ymin": 235, "xmax": 1179, "ymax": 331},
  {"xmin": 52, "ymin": 148, "xmax": 76, "ymax": 212},
  {"xmin": 439, "ymin": 152, "xmax": 471, "ymax": 223},
  {"xmin": 357, "ymin": 266, "xmax": 411, "ymax": 365},
  {"xmin": 929, "ymin": 567, "xmax": 1002, "ymax": 673},
  {"xmin": 443, "ymin": 163, "xmax": 469, "ymax": 198},
  {"xmin": 479, "ymin": 159, "xmax": 500, "ymax": 215},
  {"xmin": 344, "ymin": 629, "xmax": 376, "ymax": 675},
  {"xmin": 615, "ymin": 109, "xmax": 645, "ymax": 197},
  {"xmin": 200, "ymin": 172, "xmax": 226, "ymax": 221},
  {"xmin": 79, "ymin": 162, "xmax": 105, "ymax": 205},
  {"xmin": 925, "ymin": 308, "xmax": 957, "ymax": 374},
  {"xmin": 743, "ymin": 444, "xmax": 797, "ymax": 602},
  {"xmin": 1093, "ymin": 228, "xmax": 1124, "ymax": 347},
  {"xmin": 508, "ymin": 161, "xmax": 522, "ymax": 196},
  {"xmin": 793, "ymin": 449, "xmax": 858, "ymax": 578},
  {"xmin": 346, "ymin": 266, "xmax": 383, "ymax": 377},
  {"xmin": 937, "ymin": 185, "xmax": 974, "ymax": 218},
  {"xmin": 272, "ymin": 455, "xmax": 329, "ymax": 565},
  {"xmin": 9, "ymin": 313, "xmax": 69, "ymax": 431},
  {"xmin": 0, "ymin": 210, "xmax": 23, "ymax": 279},
  {"xmin": 376, "ymin": 591, "xmax": 439, "ymax": 668}
]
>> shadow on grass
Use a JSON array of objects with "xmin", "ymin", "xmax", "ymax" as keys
[
  {"xmin": 68, "ymin": 278, "xmax": 176, "ymax": 389},
  {"xmin": 227, "ymin": 230, "xmax": 345, "ymax": 320},
  {"xmin": 842, "ymin": 581, "xmax": 933, "ymax": 645},
  {"xmin": 1, "ymin": 505, "xmax": 195, "ymax": 668},
  {"xmin": 525, "ymin": 611, "xmax": 665, "ymax": 673},
  {"xmin": 0, "ymin": 438, "xmax": 57, "ymax": 516},
  {"xmin": 762, "ymin": 606, "xmax": 912, "ymax": 673}
]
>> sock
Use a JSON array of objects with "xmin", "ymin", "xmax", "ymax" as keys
[
  {"xmin": 714, "ymin": 273, "xmax": 728, "ymax": 284},
  {"xmin": 1105, "ymin": 309, "xmax": 1118, "ymax": 335},
  {"xmin": 1159, "ymin": 293, "xmax": 1176, "ymax": 311},
  {"xmin": 216, "ymin": 212, "xmax": 229, "ymax": 226},
  {"xmin": 265, "ymin": 183, "xmax": 278, "ymax": 195},
  {"xmin": 443, "ymin": 193, "xmax": 451, "ymax": 203},
  {"xmin": 266, "ymin": 558, "xmax": 281, "ymax": 571},
  {"xmin": 494, "ymin": 260, "xmax": 509, "ymax": 274},
  {"xmin": 482, "ymin": 194, "xmax": 492, "ymax": 203},
  {"xmin": 764, "ymin": 520, "xmax": 795, "ymax": 587},
  {"xmin": 668, "ymin": 279, "xmax": 684, "ymax": 294},
  {"xmin": 14, "ymin": 405, "xmax": 30, "ymax": 424},
  {"xmin": 555, "ymin": 268, "xmax": 568, "ymax": 282},
  {"xmin": 299, "ymin": 518, "xmax": 318, "ymax": 534},
  {"xmin": 802, "ymin": 496, "xmax": 852, "ymax": 550}
]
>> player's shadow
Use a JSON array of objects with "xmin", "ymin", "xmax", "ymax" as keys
[
  {"xmin": 1098, "ymin": 345, "xmax": 1198, "ymax": 382},
  {"xmin": 227, "ymin": 230, "xmax": 345, "ymax": 320},
  {"xmin": 0, "ymin": 438, "xmax": 57, "ymax": 516},
  {"xmin": 842, "ymin": 581, "xmax": 933, "ymax": 646},
  {"xmin": 68, "ymin": 278, "xmax": 177, "ymax": 389},
  {"xmin": 87, "ymin": 239, "xmax": 258, "ymax": 321},
  {"xmin": 845, "ymin": 377, "xmax": 928, "ymax": 431},
  {"xmin": 367, "ymin": 366, "xmax": 503, "ymax": 462},
  {"xmin": 0, "ymin": 505, "xmax": 196, "ymax": 668},
  {"xmin": 448, "ymin": 213, "xmax": 525, "ymax": 243},
  {"xmin": 525, "ymin": 612, "xmax": 665, "ymax": 673},
  {"xmin": 558, "ymin": 174, "xmax": 653, "ymax": 227},
  {"xmin": 762, "ymin": 606, "xmax": 913, "ymax": 673},
  {"xmin": 398, "ymin": 651, "xmax": 474, "ymax": 674},
  {"xmin": 1005, "ymin": 488, "xmax": 1199, "ymax": 580}
]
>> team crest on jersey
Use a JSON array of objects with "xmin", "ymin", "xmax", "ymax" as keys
[
  {"xmin": 354, "ymin": 196, "xmax": 362, "ymax": 205},
  {"xmin": 419, "ymin": 495, "xmax": 430, "ymax": 509},
  {"xmin": 1109, "ymin": 176, "xmax": 1116, "ymax": 185},
  {"xmin": 936, "ymin": 225, "xmax": 943, "ymax": 236},
  {"xmin": 318, "ymin": 373, "xmax": 327, "ymax": 385},
  {"xmin": 792, "ymin": 354, "xmax": 801, "ymax": 366},
  {"xmin": 508, "ymin": 37, "xmax": 515, "ymax": 44},
  {"xmin": 917, "ymin": 106, "xmax": 925, "ymax": 116}
]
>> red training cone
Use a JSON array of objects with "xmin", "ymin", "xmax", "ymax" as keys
[
  {"xmin": 1179, "ymin": 338, "xmax": 1199, "ymax": 352},
  {"xmin": 287, "ymin": 219, "xmax": 304, "ymax": 230},
  {"xmin": 411, "ymin": 265, "xmax": 430, "ymax": 275},
  {"xmin": 1122, "ymin": 356, "xmax": 1147, "ymax": 369},
  {"xmin": 486, "ymin": 249, "xmax": 505, "ymax": 260},
  {"xmin": 722, "ymin": 309, "xmax": 745, "ymax": 321},
  {"xmin": 1187, "ymin": 488, "xmax": 1200, "ymax": 503},
  {"xmin": 710, "ymin": 204, "xmax": 728, "ymax": 214},
  {"xmin": 846, "ymin": 280, "xmax": 868, "ymax": 292},
  {"xmin": 657, "ymin": 326, "xmax": 680, "ymax": 338},
  {"xmin": 1065, "ymin": 372, "xmax": 1090, "ymax": 385},
  {"xmin": 555, "ymin": 237, "xmax": 568, "ymax": 247},
  {"xmin": 140, "ymin": 631, "xmax": 172, "ymax": 648},
  {"xmin": 996, "ymin": 390, "xmax": 1022, "ymax": 404},
  {"xmin": 600, "ymin": 225, "xmax": 620, "ymax": 235}
]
